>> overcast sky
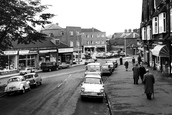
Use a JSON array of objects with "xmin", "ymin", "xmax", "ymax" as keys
[{"xmin": 40, "ymin": 0, "xmax": 142, "ymax": 36}]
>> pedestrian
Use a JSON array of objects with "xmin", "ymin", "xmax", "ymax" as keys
[
  {"xmin": 124, "ymin": 60, "xmax": 129, "ymax": 71},
  {"xmin": 137, "ymin": 55, "xmax": 142, "ymax": 65},
  {"xmin": 132, "ymin": 63, "xmax": 140, "ymax": 84},
  {"xmin": 119, "ymin": 56, "xmax": 123, "ymax": 65},
  {"xmin": 132, "ymin": 57, "xmax": 135, "ymax": 66},
  {"xmin": 139, "ymin": 62, "xmax": 146, "ymax": 83},
  {"xmin": 143, "ymin": 69, "xmax": 155, "ymax": 100}
]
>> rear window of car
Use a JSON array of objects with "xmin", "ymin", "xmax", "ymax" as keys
[
  {"xmin": 24, "ymin": 75, "xmax": 33, "ymax": 79},
  {"xmin": 84, "ymin": 78, "xmax": 101, "ymax": 84},
  {"xmin": 41, "ymin": 62, "xmax": 53, "ymax": 66},
  {"xmin": 102, "ymin": 65, "xmax": 109, "ymax": 68},
  {"xmin": 8, "ymin": 77, "xmax": 20, "ymax": 82}
]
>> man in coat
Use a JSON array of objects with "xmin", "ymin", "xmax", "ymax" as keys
[
  {"xmin": 132, "ymin": 64, "xmax": 140, "ymax": 84},
  {"xmin": 143, "ymin": 69, "xmax": 155, "ymax": 100},
  {"xmin": 124, "ymin": 60, "xmax": 129, "ymax": 71},
  {"xmin": 139, "ymin": 62, "xmax": 146, "ymax": 83},
  {"xmin": 132, "ymin": 57, "xmax": 135, "ymax": 66}
]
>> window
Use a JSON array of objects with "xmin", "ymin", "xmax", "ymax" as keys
[
  {"xmin": 141, "ymin": 27, "xmax": 146, "ymax": 40},
  {"xmin": 101, "ymin": 41, "xmax": 105, "ymax": 44},
  {"xmin": 170, "ymin": 8, "xmax": 172, "ymax": 32},
  {"xmin": 76, "ymin": 31, "xmax": 80, "ymax": 35},
  {"xmin": 76, "ymin": 40, "xmax": 80, "ymax": 46},
  {"xmin": 70, "ymin": 31, "xmax": 73, "ymax": 36},
  {"xmin": 91, "ymin": 35, "xmax": 93, "ymax": 38},
  {"xmin": 101, "ymin": 34, "xmax": 105, "ymax": 37},
  {"xmin": 90, "ymin": 41, "xmax": 94, "ymax": 44},
  {"xmin": 86, "ymin": 34, "xmax": 89, "ymax": 38},
  {"xmin": 70, "ymin": 41, "xmax": 73, "ymax": 47},
  {"xmin": 152, "ymin": 17, "xmax": 158, "ymax": 34},
  {"xmin": 97, "ymin": 34, "xmax": 100, "ymax": 37},
  {"xmin": 158, "ymin": 13, "xmax": 166, "ymax": 33},
  {"xmin": 146, "ymin": 25, "xmax": 151, "ymax": 40}
]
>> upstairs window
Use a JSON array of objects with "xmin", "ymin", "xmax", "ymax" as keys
[
  {"xmin": 70, "ymin": 41, "xmax": 73, "ymax": 47},
  {"xmin": 141, "ymin": 27, "xmax": 146, "ymax": 40},
  {"xmin": 158, "ymin": 12, "xmax": 166, "ymax": 33},
  {"xmin": 70, "ymin": 31, "xmax": 73, "ymax": 36},
  {"xmin": 146, "ymin": 25, "xmax": 151, "ymax": 40},
  {"xmin": 170, "ymin": 8, "xmax": 172, "ymax": 32},
  {"xmin": 152, "ymin": 17, "xmax": 158, "ymax": 34}
]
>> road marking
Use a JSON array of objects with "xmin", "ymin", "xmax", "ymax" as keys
[{"xmin": 58, "ymin": 74, "xmax": 71, "ymax": 87}]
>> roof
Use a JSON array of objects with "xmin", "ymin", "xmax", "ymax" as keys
[
  {"xmin": 81, "ymin": 28, "xmax": 102, "ymax": 32},
  {"xmin": 9, "ymin": 75, "xmax": 24, "ymax": 79},
  {"xmin": 12, "ymin": 37, "xmax": 69, "ymax": 49},
  {"xmin": 42, "ymin": 23, "xmax": 62, "ymax": 30},
  {"xmin": 24, "ymin": 73, "xmax": 36, "ymax": 76},
  {"xmin": 124, "ymin": 32, "xmax": 140, "ymax": 38},
  {"xmin": 87, "ymin": 63, "xmax": 101, "ymax": 66},
  {"xmin": 85, "ymin": 74, "xmax": 101, "ymax": 79}
]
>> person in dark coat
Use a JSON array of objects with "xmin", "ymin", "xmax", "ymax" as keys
[
  {"xmin": 137, "ymin": 55, "xmax": 142, "ymax": 65},
  {"xmin": 132, "ymin": 64, "xmax": 140, "ymax": 84},
  {"xmin": 139, "ymin": 62, "xmax": 146, "ymax": 83},
  {"xmin": 132, "ymin": 57, "xmax": 135, "ymax": 66},
  {"xmin": 124, "ymin": 60, "xmax": 129, "ymax": 71},
  {"xmin": 143, "ymin": 69, "xmax": 155, "ymax": 100}
]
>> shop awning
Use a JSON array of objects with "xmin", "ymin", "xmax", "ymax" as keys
[{"xmin": 151, "ymin": 45, "xmax": 169, "ymax": 57}]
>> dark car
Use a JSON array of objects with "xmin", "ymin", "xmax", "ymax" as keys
[
  {"xmin": 101, "ymin": 64, "xmax": 112, "ymax": 75},
  {"xmin": 40, "ymin": 62, "xmax": 58, "ymax": 72}
]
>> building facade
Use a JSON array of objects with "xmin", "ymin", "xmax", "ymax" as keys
[
  {"xmin": 140, "ymin": 0, "xmax": 172, "ymax": 74},
  {"xmin": 81, "ymin": 28, "xmax": 107, "ymax": 53}
]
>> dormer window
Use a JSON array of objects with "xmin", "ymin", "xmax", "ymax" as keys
[
  {"xmin": 158, "ymin": 12, "xmax": 166, "ymax": 33},
  {"xmin": 152, "ymin": 17, "xmax": 158, "ymax": 34},
  {"xmin": 70, "ymin": 31, "xmax": 73, "ymax": 36}
]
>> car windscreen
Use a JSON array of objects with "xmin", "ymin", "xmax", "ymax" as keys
[
  {"xmin": 84, "ymin": 77, "xmax": 101, "ymax": 84},
  {"xmin": 87, "ymin": 65, "xmax": 100, "ymax": 71},
  {"xmin": 8, "ymin": 77, "xmax": 20, "ymax": 83},
  {"xmin": 24, "ymin": 75, "xmax": 33, "ymax": 79},
  {"xmin": 102, "ymin": 65, "xmax": 109, "ymax": 69}
]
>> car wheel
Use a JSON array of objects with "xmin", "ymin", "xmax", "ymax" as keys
[
  {"xmin": 49, "ymin": 69, "xmax": 51, "ymax": 72},
  {"xmin": 40, "ymin": 81, "xmax": 42, "ymax": 85},
  {"xmin": 21, "ymin": 87, "xmax": 25, "ymax": 94},
  {"xmin": 6, "ymin": 92, "xmax": 10, "ymax": 96}
]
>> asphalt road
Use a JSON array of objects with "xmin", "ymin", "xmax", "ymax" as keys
[{"xmin": 0, "ymin": 64, "xmax": 110, "ymax": 115}]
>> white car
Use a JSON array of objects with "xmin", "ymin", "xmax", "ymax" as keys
[
  {"xmin": 4, "ymin": 75, "xmax": 31, "ymax": 95},
  {"xmin": 85, "ymin": 63, "xmax": 102, "ymax": 76},
  {"xmin": 24, "ymin": 73, "xmax": 42, "ymax": 87},
  {"xmin": 19, "ymin": 67, "xmax": 35, "ymax": 75},
  {"xmin": 80, "ymin": 74, "xmax": 105, "ymax": 102}
]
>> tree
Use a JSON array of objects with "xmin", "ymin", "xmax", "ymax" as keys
[{"xmin": 0, "ymin": 0, "xmax": 55, "ymax": 51}]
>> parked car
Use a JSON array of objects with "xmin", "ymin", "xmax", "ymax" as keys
[
  {"xmin": 84, "ymin": 58, "xmax": 95, "ymax": 65},
  {"xmin": 85, "ymin": 62, "xmax": 102, "ymax": 76},
  {"xmin": 58, "ymin": 62, "xmax": 70, "ymax": 69},
  {"xmin": 19, "ymin": 67, "xmax": 35, "ymax": 75},
  {"xmin": 105, "ymin": 62, "xmax": 115, "ymax": 71},
  {"xmin": 40, "ymin": 62, "xmax": 58, "ymax": 72},
  {"xmin": 24, "ymin": 73, "xmax": 42, "ymax": 87},
  {"xmin": 4, "ymin": 75, "xmax": 31, "ymax": 95},
  {"xmin": 80, "ymin": 74, "xmax": 105, "ymax": 102},
  {"xmin": 107, "ymin": 59, "xmax": 118, "ymax": 68},
  {"xmin": 101, "ymin": 64, "xmax": 112, "ymax": 75}
]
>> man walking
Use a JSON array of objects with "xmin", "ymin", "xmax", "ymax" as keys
[
  {"xmin": 143, "ymin": 69, "xmax": 155, "ymax": 100},
  {"xmin": 132, "ymin": 57, "xmax": 135, "ymax": 66},
  {"xmin": 140, "ymin": 62, "xmax": 146, "ymax": 83},
  {"xmin": 132, "ymin": 64, "xmax": 140, "ymax": 84},
  {"xmin": 124, "ymin": 60, "xmax": 129, "ymax": 71}
]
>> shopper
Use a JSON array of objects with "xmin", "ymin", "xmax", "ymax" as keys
[
  {"xmin": 140, "ymin": 62, "xmax": 146, "ymax": 83},
  {"xmin": 132, "ymin": 57, "xmax": 135, "ymax": 66},
  {"xmin": 132, "ymin": 64, "xmax": 140, "ymax": 84},
  {"xmin": 124, "ymin": 60, "xmax": 129, "ymax": 71},
  {"xmin": 143, "ymin": 69, "xmax": 155, "ymax": 100}
]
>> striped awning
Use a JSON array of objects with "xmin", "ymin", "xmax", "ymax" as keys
[{"xmin": 151, "ymin": 45, "xmax": 169, "ymax": 57}]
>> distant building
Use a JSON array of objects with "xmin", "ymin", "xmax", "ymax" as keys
[{"xmin": 81, "ymin": 28, "xmax": 107, "ymax": 53}]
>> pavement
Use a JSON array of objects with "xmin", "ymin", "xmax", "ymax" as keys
[{"xmin": 105, "ymin": 60, "xmax": 172, "ymax": 115}]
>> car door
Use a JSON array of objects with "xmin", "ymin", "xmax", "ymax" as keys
[{"xmin": 35, "ymin": 73, "xmax": 39, "ymax": 83}]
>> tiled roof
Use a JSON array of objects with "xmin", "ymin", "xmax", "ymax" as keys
[
  {"xmin": 12, "ymin": 37, "xmax": 69, "ymax": 49},
  {"xmin": 42, "ymin": 23, "xmax": 62, "ymax": 30},
  {"xmin": 112, "ymin": 32, "xmax": 123, "ymax": 39},
  {"xmin": 81, "ymin": 28, "xmax": 102, "ymax": 32},
  {"xmin": 124, "ymin": 32, "xmax": 140, "ymax": 38}
]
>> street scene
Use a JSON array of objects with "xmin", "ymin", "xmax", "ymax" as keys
[{"xmin": 1, "ymin": 0, "xmax": 172, "ymax": 115}]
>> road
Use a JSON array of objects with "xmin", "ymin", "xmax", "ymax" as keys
[{"xmin": 0, "ymin": 64, "xmax": 110, "ymax": 115}]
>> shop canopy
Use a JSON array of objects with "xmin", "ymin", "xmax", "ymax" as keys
[{"xmin": 151, "ymin": 45, "xmax": 169, "ymax": 57}]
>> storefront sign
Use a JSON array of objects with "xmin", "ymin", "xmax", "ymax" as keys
[
  {"xmin": 39, "ymin": 49, "xmax": 57, "ymax": 53},
  {"xmin": 19, "ymin": 50, "xmax": 29, "ymax": 55},
  {"xmin": 58, "ymin": 48, "xmax": 73, "ymax": 53},
  {"xmin": 3, "ymin": 51, "xmax": 18, "ymax": 55},
  {"xmin": 29, "ymin": 50, "xmax": 37, "ymax": 54}
]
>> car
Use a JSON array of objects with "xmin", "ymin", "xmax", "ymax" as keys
[
  {"xmin": 105, "ymin": 62, "xmax": 115, "ymax": 71},
  {"xmin": 19, "ymin": 67, "xmax": 35, "ymax": 75},
  {"xmin": 24, "ymin": 73, "xmax": 42, "ymax": 87},
  {"xmin": 58, "ymin": 62, "xmax": 70, "ymax": 69},
  {"xmin": 85, "ymin": 63, "xmax": 102, "ymax": 76},
  {"xmin": 84, "ymin": 58, "xmax": 95, "ymax": 65},
  {"xmin": 40, "ymin": 62, "xmax": 58, "ymax": 72},
  {"xmin": 107, "ymin": 59, "xmax": 118, "ymax": 68},
  {"xmin": 101, "ymin": 64, "xmax": 112, "ymax": 75},
  {"xmin": 80, "ymin": 74, "xmax": 105, "ymax": 102},
  {"xmin": 4, "ymin": 75, "xmax": 31, "ymax": 95}
]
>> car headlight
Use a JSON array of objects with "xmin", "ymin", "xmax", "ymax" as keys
[{"xmin": 81, "ymin": 87, "xmax": 85, "ymax": 92}]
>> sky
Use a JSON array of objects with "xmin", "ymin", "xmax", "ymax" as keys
[{"xmin": 40, "ymin": 0, "xmax": 142, "ymax": 36}]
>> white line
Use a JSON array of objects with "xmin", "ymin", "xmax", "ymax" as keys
[{"xmin": 57, "ymin": 74, "xmax": 71, "ymax": 87}]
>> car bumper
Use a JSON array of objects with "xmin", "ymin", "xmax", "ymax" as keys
[
  {"xmin": 81, "ymin": 92, "xmax": 104, "ymax": 98},
  {"xmin": 5, "ymin": 89, "xmax": 21, "ymax": 93}
]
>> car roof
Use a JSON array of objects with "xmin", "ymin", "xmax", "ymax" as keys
[
  {"xmin": 9, "ymin": 75, "xmax": 24, "ymax": 79},
  {"xmin": 24, "ymin": 73, "xmax": 36, "ymax": 76},
  {"xmin": 85, "ymin": 74, "xmax": 101, "ymax": 79},
  {"xmin": 87, "ymin": 63, "xmax": 100, "ymax": 66}
]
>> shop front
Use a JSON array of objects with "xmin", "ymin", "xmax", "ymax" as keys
[
  {"xmin": 58, "ymin": 48, "xmax": 73, "ymax": 64},
  {"xmin": 151, "ymin": 45, "xmax": 170, "ymax": 73}
]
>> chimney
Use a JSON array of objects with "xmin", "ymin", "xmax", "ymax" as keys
[
  {"xmin": 128, "ymin": 29, "xmax": 132, "ymax": 33},
  {"xmin": 56, "ymin": 23, "xmax": 59, "ymax": 25},
  {"xmin": 124, "ymin": 29, "xmax": 127, "ymax": 33}
]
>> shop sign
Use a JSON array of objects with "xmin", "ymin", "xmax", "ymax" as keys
[
  {"xmin": 58, "ymin": 48, "xmax": 73, "ymax": 53},
  {"xmin": 39, "ymin": 49, "xmax": 57, "ymax": 53},
  {"xmin": 73, "ymin": 47, "xmax": 82, "ymax": 51},
  {"xmin": 3, "ymin": 50, "xmax": 18, "ymax": 55},
  {"xmin": 29, "ymin": 50, "xmax": 37, "ymax": 54},
  {"xmin": 19, "ymin": 50, "xmax": 29, "ymax": 54}
]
